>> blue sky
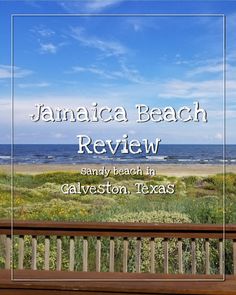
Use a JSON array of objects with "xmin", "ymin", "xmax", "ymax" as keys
[{"xmin": 0, "ymin": 0, "xmax": 236, "ymax": 144}]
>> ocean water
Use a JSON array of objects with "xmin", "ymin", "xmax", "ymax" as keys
[{"xmin": 0, "ymin": 144, "xmax": 235, "ymax": 165}]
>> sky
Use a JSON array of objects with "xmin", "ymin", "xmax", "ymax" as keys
[{"xmin": 0, "ymin": 0, "xmax": 236, "ymax": 144}]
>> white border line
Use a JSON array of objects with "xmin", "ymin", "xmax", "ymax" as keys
[
  {"xmin": 11, "ymin": 13, "xmax": 226, "ymax": 282},
  {"xmin": 2, "ymin": 0, "xmax": 236, "ymax": 2},
  {"xmin": 10, "ymin": 11, "xmax": 14, "ymax": 284},
  {"xmin": 222, "ymin": 14, "xmax": 226, "ymax": 282},
  {"xmin": 12, "ymin": 13, "xmax": 224, "ymax": 16}
]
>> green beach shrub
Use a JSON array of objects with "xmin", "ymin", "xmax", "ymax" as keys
[
  {"xmin": 14, "ymin": 199, "xmax": 90, "ymax": 221},
  {"xmin": 107, "ymin": 210, "xmax": 196, "ymax": 273}
]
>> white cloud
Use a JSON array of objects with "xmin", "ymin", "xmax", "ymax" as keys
[
  {"xmin": 69, "ymin": 62, "xmax": 146, "ymax": 84},
  {"xmin": 31, "ymin": 25, "xmax": 55, "ymax": 38},
  {"xmin": 70, "ymin": 26, "xmax": 128, "ymax": 57},
  {"xmin": 126, "ymin": 17, "xmax": 159, "ymax": 32},
  {"xmin": 0, "ymin": 65, "xmax": 13, "ymax": 78},
  {"xmin": 24, "ymin": 1, "xmax": 41, "ymax": 8},
  {"xmin": 68, "ymin": 27, "xmax": 148, "ymax": 83},
  {"xmin": 68, "ymin": 27, "xmax": 149, "ymax": 84},
  {"xmin": 118, "ymin": 59, "xmax": 146, "ymax": 84},
  {"xmin": 17, "ymin": 82, "xmax": 50, "ymax": 89},
  {"xmin": 158, "ymin": 79, "xmax": 224, "ymax": 99},
  {"xmin": 71, "ymin": 66, "xmax": 114, "ymax": 79},
  {"xmin": 0, "ymin": 65, "xmax": 32, "ymax": 79},
  {"xmin": 60, "ymin": 0, "xmax": 124, "ymax": 13},
  {"xmin": 85, "ymin": 0, "xmax": 124, "ymax": 11},
  {"xmin": 187, "ymin": 63, "xmax": 224, "ymax": 76},
  {"xmin": 215, "ymin": 133, "xmax": 223, "ymax": 140},
  {"xmin": 39, "ymin": 42, "xmax": 58, "ymax": 54},
  {"xmin": 54, "ymin": 133, "xmax": 66, "ymax": 139},
  {"xmin": 31, "ymin": 25, "xmax": 67, "ymax": 55},
  {"xmin": 37, "ymin": 28, "xmax": 55, "ymax": 38}
]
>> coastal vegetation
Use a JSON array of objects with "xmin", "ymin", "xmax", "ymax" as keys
[{"xmin": 0, "ymin": 171, "xmax": 235, "ymax": 223}]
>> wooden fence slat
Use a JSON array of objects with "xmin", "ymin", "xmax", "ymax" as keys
[
  {"xmin": 233, "ymin": 239, "xmax": 236, "ymax": 275},
  {"xmin": 56, "ymin": 237, "xmax": 62, "ymax": 271},
  {"xmin": 178, "ymin": 238, "xmax": 183, "ymax": 274},
  {"xmin": 136, "ymin": 238, "xmax": 141, "ymax": 273},
  {"xmin": 219, "ymin": 239, "xmax": 223, "ymax": 275},
  {"xmin": 18, "ymin": 235, "xmax": 24, "ymax": 270},
  {"xmin": 123, "ymin": 238, "xmax": 128, "ymax": 273},
  {"xmin": 163, "ymin": 238, "xmax": 168, "ymax": 274},
  {"xmin": 205, "ymin": 239, "xmax": 210, "ymax": 275},
  {"xmin": 109, "ymin": 237, "xmax": 115, "ymax": 272},
  {"xmin": 83, "ymin": 237, "xmax": 88, "ymax": 272},
  {"xmin": 44, "ymin": 236, "xmax": 50, "ymax": 271},
  {"xmin": 31, "ymin": 236, "xmax": 37, "ymax": 270},
  {"xmin": 150, "ymin": 238, "xmax": 155, "ymax": 273},
  {"xmin": 191, "ymin": 238, "xmax": 196, "ymax": 275},
  {"xmin": 69, "ymin": 237, "xmax": 75, "ymax": 271},
  {"xmin": 5, "ymin": 235, "xmax": 11, "ymax": 269},
  {"xmin": 96, "ymin": 237, "xmax": 101, "ymax": 272}
]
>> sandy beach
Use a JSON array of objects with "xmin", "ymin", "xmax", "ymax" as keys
[{"xmin": 0, "ymin": 164, "xmax": 235, "ymax": 176}]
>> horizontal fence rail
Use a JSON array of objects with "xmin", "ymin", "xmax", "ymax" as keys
[{"xmin": 0, "ymin": 221, "xmax": 236, "ymax": 275}]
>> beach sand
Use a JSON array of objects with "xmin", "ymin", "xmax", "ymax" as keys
[{"xmin": 0, "ymin": 164, "xmax": 235, "ymax": 176}]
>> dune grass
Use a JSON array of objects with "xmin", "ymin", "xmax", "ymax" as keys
[{"xmin": 0, "ymin": 171, "xmax": 235, "ymax": 223}]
